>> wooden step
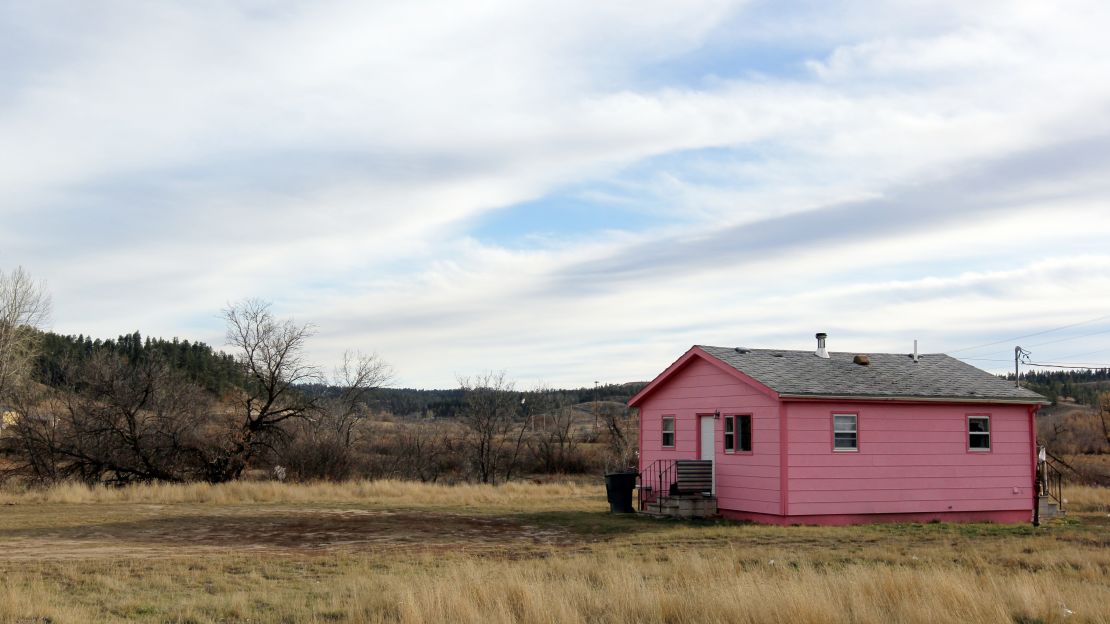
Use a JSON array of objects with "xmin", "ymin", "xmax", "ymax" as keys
[
  {"xmin": 640, "ymin": 495, "xmax": 717, "ymax": 519},
  {"xmin": 1038, "ymin": 497, "xmax": 1064, "ymax": 520}
]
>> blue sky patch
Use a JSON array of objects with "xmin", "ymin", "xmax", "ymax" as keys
[{"xmin": 469, "ymin": 189, "xmax": 683, "ymax": 247}]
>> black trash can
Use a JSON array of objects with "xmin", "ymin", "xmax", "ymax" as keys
[{"xmin": 604, "ymin": 471, "xmax": 638, "ymax": 513}]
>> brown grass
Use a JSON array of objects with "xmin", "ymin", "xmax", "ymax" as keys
[
  {"xmin": 0, "ymin": 479, "xmax": 599, "ymax": 511},
  {"xmin": 0, "ymin": 480, "xmax": 1108, "ymax": 623},
  {"xmin": 357, "ymin": 554, "xmax": 1108, "ymax": 624},
  {"xmin": 1065, "ymin": 484, "xmax": 1110, "ymax": 512}
]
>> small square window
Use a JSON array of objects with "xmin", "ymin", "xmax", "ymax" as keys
[
  {"xmin": 724, "ymin": 416, "xmax": 735, "ymax": 453},
  {"xmin": 968, "ymin": 416, "xmax": 990, "ymax": 451},
  {"xmin": 661, "ymin": 416, "xmax": 675, "ymax": 448},
  {"xmin": 833, "ymin": 413, "xmax": 857, "ymax": 451}
]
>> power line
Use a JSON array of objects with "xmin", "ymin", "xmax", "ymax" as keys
[
  {"xmin": 1024, "ymin": 362, "xmax": 1110, "ymax": 369},
  {"xmin": 1053, "ymin": 347, "xmax": 1110, "ymax": 361},
  {"xmin": 946, "ymin": 313, "xmax": 1110, "ymax": 354},
  {"xmin": 1023, "ymin": 327, "xmax": 1110, "ymax": 348}
]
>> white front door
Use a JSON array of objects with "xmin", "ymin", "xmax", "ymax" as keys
[
  {"xmin": 699, "ymin": 415, "xmax": 715, "ymax": 494},
  {"xmin": 699, "ymin": 416, "xmax": 715, "ymax": 461}
]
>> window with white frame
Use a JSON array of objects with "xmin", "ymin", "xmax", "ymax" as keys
[
  {"xmin": 833, "ymin": 413, "xmax": 858, "ymax": 451},
  {"xmin": 968, "ymin": 415, "xmax": 990, "ymax": 451},
  {"xmin": 661, "ymin": 415, "xmax": 675, "ymax": 448},
  {"xmin": 724, "ymin": 416, "xmax": 735, "ymax": 453}
]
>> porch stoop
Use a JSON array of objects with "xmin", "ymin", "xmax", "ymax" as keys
[{"xmin": 641, "ymin": 494, "xmax": 717, "ymax": 519}]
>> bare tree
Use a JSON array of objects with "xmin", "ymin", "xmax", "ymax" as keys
[
  {"xmin": 5, "ymin": 352, "xmax": 214, "ymax": 484},
  {"xmin": 4, "ymin": 387, "xmax": 65, "ymax": 483},
  {"xmin": 0, "ymin": 267, "xmax": 51, "ymax": 401},
  {"xmin": 1099, "ymin": 391, "xmax": 1110, "ymax": 450},
  {"xmin": 213, "ymin": 299, "xmax": 322, "ymax": 481},
  {"xmin": 384, "ymin": 424, "xmax": 460, "ymax": 483},
  {"xmin": 600, "ymin": 403, "xmax": 637, "ymax": 471},
  {"xmin": 278, "ymin": 351, "xmax": 393, "ymax": 481},
  {"xmin": 322, "ymin": 350, "xmax": 393, "ymax": 447},
  {"xmin": 458, "ymin": 372, "xmax": 526, "ymax": 484},
  {"xmin": 529, "ymin": 390, "xmax": 583, "ymax": 474},
  {"xmin": 3, "ymin": 295, "xmax": 397, "ymax": 485}
]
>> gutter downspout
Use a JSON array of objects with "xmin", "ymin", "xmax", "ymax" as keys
[
  {"xmin": 1030, "ymin": 405, "xmax": 1039, "ymax": 527},
  {"xmin": 779, "ymin": 402, "xmax": 789, "ymax": 517}
]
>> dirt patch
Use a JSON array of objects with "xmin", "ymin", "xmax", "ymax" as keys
[{"xmin": 0, "ymin": 508, "xmax": 577, "ymax": 560}]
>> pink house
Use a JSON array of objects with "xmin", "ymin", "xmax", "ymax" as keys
[{"xmin": 628, "ymin": 334, "xmax": 1051, "ymax": 525}]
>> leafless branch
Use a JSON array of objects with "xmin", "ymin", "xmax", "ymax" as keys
[{"xmin": 0, "ymin": 266, "xmax": 51, "ymax": 401}]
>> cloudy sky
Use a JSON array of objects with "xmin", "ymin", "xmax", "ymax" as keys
[{"xmin": 4, "ymin": 1, "xmax": 1110, "ymax": 388}]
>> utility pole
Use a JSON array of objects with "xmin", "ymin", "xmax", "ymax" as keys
[
  {"xmin": 1014, "ymin": 346, "xmax": 1031, "ymax": 387},
  {"xmin": 593, "ymin": 380, "xmax": 599, "ymax": 430}
]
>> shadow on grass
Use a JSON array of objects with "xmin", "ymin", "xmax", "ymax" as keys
[
  {"xmin": 866, "ymin": 520, "xmax": 1038, "ymax": 539},
  {"xmin": 514, "ymin": 510, "xmax": 1103, "ymax": 549},
  {"xmin": 0, "ymin": 508, "xmax": 612, "ymax": 552},
  {"xmin": 0, "ymin": 506, "xmax": 757, "ymax": 555},
  {"xmin": 2, "ymin": 503, "xmax": 1093, "ymax": 561},
  {"xmin": 511, "ymin": 510, "xmax": 747, "ymax": 537}
]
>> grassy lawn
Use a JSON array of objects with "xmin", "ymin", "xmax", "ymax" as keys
[{"xmin": 0, "ymin": 481, "xmax": 1108, "ymax": 623}]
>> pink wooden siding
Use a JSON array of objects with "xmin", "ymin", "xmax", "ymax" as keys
[
  {"xmin": 638, "ymin": 357, "xmax": 782, "ymax": 515},
  {"xmin": 634, "ymin": 347, "xmax": 1041, "ymax": 524},
  {"xmin": 784, "ymin": 401, "xmax": 1033, "ymax": 518}
]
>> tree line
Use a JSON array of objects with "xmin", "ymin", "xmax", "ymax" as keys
[
  {"xmin": 2, "ymin": 292, "xmax": 392, "ymax": 484},
  {"xmin": 35, "ymin": 331, "xmax": 243, "ymax": 395},
  {"xmin": 1016, "ymin": 369, "xmax": 1110, "ymax": 406},
  {"xmin": 301, "ymin": 382, "xmax": 645, "ymax": 419},
  {"xmin": 32, "ymin": 334, "xmax": 646, "ymax": 421},
  {"xmin": 0, "ymin": 267, "xmax": 640, "ymax": 487}
]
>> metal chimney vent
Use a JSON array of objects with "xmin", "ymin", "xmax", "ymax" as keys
[{"xmin": 815, "ymin": 332, "xmax": 829, "ymax": 359}]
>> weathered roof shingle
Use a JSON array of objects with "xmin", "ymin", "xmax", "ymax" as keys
[{"xmin": 697, "ymin": 345, "xmax": 1048, "ymax": 404}]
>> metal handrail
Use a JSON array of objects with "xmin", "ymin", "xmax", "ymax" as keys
[
  {"xmin": 1038, "ymin": 446, "xmax": 1066, "ymax": 512},
  {"xmin": 1043, "ymin": 448, "xmax": 1082, "ymax": 480},
  {"xmin": 637, "ymin": 459, "xmax": 677, "ymax": 511}
]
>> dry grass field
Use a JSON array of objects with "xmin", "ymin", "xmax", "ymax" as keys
[{"xmin": 0, "ymin": 481, "xmax": 1108, "ymax": 624}]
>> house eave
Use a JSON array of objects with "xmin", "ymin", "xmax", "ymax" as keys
[
  {"xmin": 628, "ymin": 346, "xmax": 779, "ymax": 407},
  {"xmin": 778, "ymin": 393, "xmax": 1051, "ymax": 406}
]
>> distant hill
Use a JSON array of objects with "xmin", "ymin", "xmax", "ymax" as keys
[
  {"xmin": 32, "ymin": 330, "xmax": 648, "ymax": 415},
  {"xmin": 301, "ymin": 382, "xmax": 648, "ymax": 418}
]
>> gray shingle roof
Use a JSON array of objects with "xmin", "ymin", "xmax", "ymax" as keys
[{"xmin": 697, "ymin": 345, "xmax": 1048, "ymax": 404}]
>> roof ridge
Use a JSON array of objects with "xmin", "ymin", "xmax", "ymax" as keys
[{"xmin": 699, "ymin": 345, "xmax": 950, "ymax": 357}]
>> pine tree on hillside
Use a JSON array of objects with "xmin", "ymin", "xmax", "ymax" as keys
[{"xmin": 34, "ymin": 330, "xmax": 243, "ymax": 395}]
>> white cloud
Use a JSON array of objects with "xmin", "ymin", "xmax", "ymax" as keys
[{"xmin": 3, "ymin": 0, "xmax": 1110, "ymax": 386}]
